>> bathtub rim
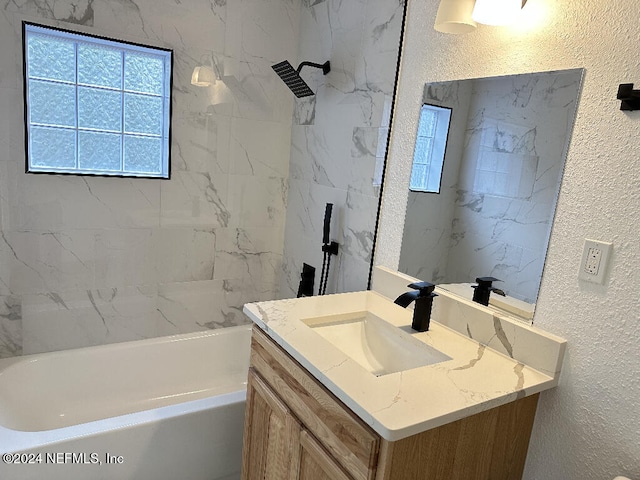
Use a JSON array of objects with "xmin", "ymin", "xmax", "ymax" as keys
[
  {"xmin": 0, "ymin": 324, "xmax": 252, "ymax": 371},
  {"xmin": 0, "ymin": 325, "xmax": 251, "ymax": 454},
  {"xmin": 0, "ymin": 388, "xmax": 247, "ymax": 454}
]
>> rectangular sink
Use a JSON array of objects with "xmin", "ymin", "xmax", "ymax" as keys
[{"xmin": 302, "ymin": 311, "xmax": 451, "ymax": 376}]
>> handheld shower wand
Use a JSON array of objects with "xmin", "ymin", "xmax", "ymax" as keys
[{"xmin": 319, "ymin": 203, "xmax": 339, "ymax": 295}]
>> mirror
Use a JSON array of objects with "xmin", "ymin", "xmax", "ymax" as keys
[{"xmin": 397, "ymin": 69, "xmax": 584, "ymax": 318}]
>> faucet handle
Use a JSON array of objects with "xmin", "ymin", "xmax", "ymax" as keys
[
  {"xmin": 472, "ymin": 277, "xmax": 504, "ymax": 306},
  {"xmin": 473, "ymin": 277, "xmax": 504, "ymax": 294},
  {"xmin": 407, "ymin": 281, "xmax": 437, "ymax": 296}
]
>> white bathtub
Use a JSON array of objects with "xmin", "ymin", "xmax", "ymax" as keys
[{"xmin": 0, "ymin": 325, "xmax": 251, "ymax": 480}]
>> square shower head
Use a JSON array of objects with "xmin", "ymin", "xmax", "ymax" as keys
[{"xmin": 272, "ymin": 60, "xmax": 315, "ymax": 98}]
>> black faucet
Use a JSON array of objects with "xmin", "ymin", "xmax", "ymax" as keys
[
  {"xmin": 471, "ymin": 277, "xmax": 506, "ymax": 306},
  {"xmin": 394, "ymin": 281, "xmax": 438, "ymax": 332}
]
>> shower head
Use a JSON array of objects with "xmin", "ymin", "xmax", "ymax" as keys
[{"xmin": 272, "ymin": 60, "xmax": 331, "ymax": 98}]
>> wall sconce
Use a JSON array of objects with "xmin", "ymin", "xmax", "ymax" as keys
[
  {"xmin": 434, "ymin": 0, "xmax": 477, "ymax": 34},
  {"xmin": 191, "ymin": 55, "xmax": 222, "ymax": 87},
  {"xmin": 434, "ymin": 0, "xmax": 527, "ymax": 33},
  {"xmin": 191, "ymin": 54, "xmax": 253, "ymax": 105}
]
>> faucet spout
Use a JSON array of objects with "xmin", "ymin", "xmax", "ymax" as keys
[
  {"xmin": 394, "ymin": 290, "xmax": 419, "ymax": 308},
  {"xmin": 394, "ymin": 281, "xmax": 438, "ymax": 332}
]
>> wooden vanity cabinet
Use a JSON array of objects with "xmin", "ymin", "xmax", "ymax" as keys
[
  {"xmin": 296, "ymin": 430, "xmax": 355, "ymax": 480},
  {"xmin": 241, "ymin": 368, "xmax": 354, "ymax": 480},
  {"xmin": 241, "ymin": 326, "xmax": 539, "ymax": 480},
  {"xmin": 241, "ymin": 369, "xmax": 300, "ymax": 479}
]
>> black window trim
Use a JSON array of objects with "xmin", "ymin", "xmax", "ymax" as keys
[{"xmin": 22, "ymin": 20, "xmax": 174, "ymax": 180}]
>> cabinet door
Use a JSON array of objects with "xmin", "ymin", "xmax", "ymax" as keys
[
  {"xmin": 295, "ymin": 430, "xmax": 354, "ymax": 480},
  {"xmin": 241, "ymin": 369, "xmax": 300, "ymax": 480},
  {"xmin": 250, "ymin": 326, "xmax": 379, "ymax": 480}
]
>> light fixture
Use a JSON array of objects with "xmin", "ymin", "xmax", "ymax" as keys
[
  {"xmin": 191, "ymin": 65, "xmax": 217, "ymax": 87},
  {"xmin": 191, "ymin": 55, "xmax": 222, "ymax": 87},
  {"xmin": 434, "ymin": 0, "xmax": 477, "ymax": 34},
  {"xmin": 434, "ymin": 0, "xmax": 527, "ymax": 33},
  {"xmin": 472, "ymin": 0, "xmax": 526, "ymax": 26}
]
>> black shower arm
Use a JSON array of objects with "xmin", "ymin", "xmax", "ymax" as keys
[{"xmin": 296, "ymin": 61, "xmax": 330, "ymax": 76}]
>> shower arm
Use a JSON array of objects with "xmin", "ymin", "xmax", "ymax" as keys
[{"xmin": 297, "ymin": 61, "xmax": 331, "ymax": 76}]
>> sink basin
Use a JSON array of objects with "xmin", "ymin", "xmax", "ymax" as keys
[{"xmin": 302, "ymin": 311, "xmax": 451, "ymax": 376}]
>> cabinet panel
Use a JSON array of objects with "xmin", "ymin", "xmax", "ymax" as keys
[
  {"xmin": 375, "ymin": 393, "xmax": 539, "ymax": 480},
  {"xmin": 241, "ymin": 369, "xmax": 300, "ymax": 480},
  {"xmin": 250, "ymin": 327, "xmax": 379, "ymax": 480},
  {"xmin": 297, "ymin": 430, "xmax": 354, "ymax": 480}
]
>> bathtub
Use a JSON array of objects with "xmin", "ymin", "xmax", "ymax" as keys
[{"xmin": 0, "ymin": 324, "xmax": 251, "ymax": 480}]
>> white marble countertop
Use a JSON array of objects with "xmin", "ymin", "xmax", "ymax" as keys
[{"xmin": 243, "ymin": 289, "xmax": 566, "ymax": 441}]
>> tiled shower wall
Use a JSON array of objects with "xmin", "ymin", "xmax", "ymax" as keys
[
  {"xmin": 0, "ymin": 0, "xmax": 299, "ymax": 357},
  {"xmin": 279, "ymin": 0, "xmax": 405, "ymax": 297}
]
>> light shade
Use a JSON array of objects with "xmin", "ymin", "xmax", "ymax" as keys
[
  {"xmin": 434, "ymin": 0, "xmax": 477, "ymax": 34},
  {"xmin": 472, "ymin": 0, "xmax": 523, "ymax": 26},
  {"xmin": 191, "ymin": 65, "xmax": 218, "ymax": 87}
]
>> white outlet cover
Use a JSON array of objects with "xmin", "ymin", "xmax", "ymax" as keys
[{"xmin": 578, "ymin": 239, "xmax": 613, "ymax": 284}]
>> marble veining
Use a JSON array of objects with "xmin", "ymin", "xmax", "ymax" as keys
[
  {"xmin": 493, "ymin": 316, "xmax": 514, "ymax": 358},
  {"xmin": 0, "ymin": 296, "xmax": 21, "ymax": 357},
  {"xmin": 4, "ymin": 0, "xmax": 95, "ymax": 26},
  {"xmin": 294, "ymin": 97, "xmax": 316, "ymax": 125}
]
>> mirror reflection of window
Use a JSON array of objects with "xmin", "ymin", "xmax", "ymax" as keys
[
  {"xmin": 472, "ymin": 118, "xmax": 538, "ymax": 199},
  {"xmin": 410, "ymin": 104, "xmax": 452, "ymax": 193}
]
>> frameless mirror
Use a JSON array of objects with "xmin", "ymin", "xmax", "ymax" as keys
[{"xmin": 398, "ymin": 69, "xmax": 584, "ymax": 319}]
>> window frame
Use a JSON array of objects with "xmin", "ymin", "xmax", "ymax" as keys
[
  {"xmin": 22, "ymin": 21, "xmax": 173, "ymax": 180},
  {"xmin": 409, "ymin": 103, "xmax": 452, "ymax": 194}
]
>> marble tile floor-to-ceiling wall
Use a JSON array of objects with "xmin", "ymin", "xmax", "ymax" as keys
[
  {"xmin": 0, "ymin": 0, "xmax": 299, "ymax": 357},
  {"xmin": 0, "ymin": 0, "xmax": 405, "ymax": 358},
  {"xmin": 279, "ymin": 0, "xmax": 405, "ymax": 298}
]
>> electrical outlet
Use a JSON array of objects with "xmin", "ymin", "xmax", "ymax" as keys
[
  {"xmin": 578, "ymin": 239, "xmax": 613, "ymax": 284},
  {"xmin": 584, "ymin": 247, "xmax": 602, "ymax": 275}
]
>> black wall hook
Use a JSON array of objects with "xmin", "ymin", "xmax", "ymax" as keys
[{"xmin": 617, "ymin": 83, "xmax": 640, "ymax": 111}]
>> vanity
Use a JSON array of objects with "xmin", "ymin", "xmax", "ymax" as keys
[{"xmin": 240, "ymin": 267, "xmax": 566, "ymax": 480}]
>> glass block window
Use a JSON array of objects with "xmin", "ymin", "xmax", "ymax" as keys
[
  {"xmin": 410, "ymin": 104, "xmax": 452, "ymax": 193},
  {"xmin": 23, "ymin": 23, "xmax": 172, "ymax": 178}
]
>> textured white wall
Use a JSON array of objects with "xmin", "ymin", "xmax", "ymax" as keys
[{"xmin": 376, "ymin": 0, "xmax": 640, "ymax": 478}]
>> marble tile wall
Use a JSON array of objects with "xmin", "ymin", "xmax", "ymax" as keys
[
  {"xmin": 0, "ymin": 0, "xmax": 300, "ymax": 357},
  {"xmin": 279, "ymin": 0, "xmax": 405, "ymax": 298},
  {"xmin": 447, "ymin": 72, "xmax": 578, "ymax": 303}
]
